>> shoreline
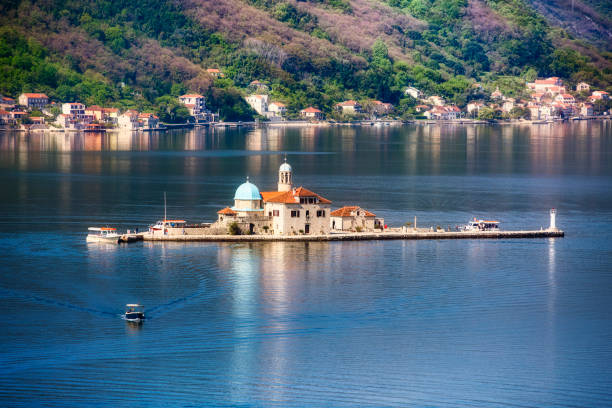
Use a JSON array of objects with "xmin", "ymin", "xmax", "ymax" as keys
[{"xmin": 137, "ymin": 229, "xmax": 564, "ymax": 243}]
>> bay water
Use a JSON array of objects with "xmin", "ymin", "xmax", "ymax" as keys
[{"xmin": 0, "ymin": 122, "xmax": 611, "ymax": 406}]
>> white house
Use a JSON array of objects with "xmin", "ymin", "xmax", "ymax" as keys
[
  {"xmin": 404, "ymin": 87, "xmax": 422, "ymax": 99},
  {"xmin": 246, "ymin": 94, "xmax": 269, "ymax": 116},
  {"xmin": 118, "ymin": 110, "xmax": 140, "ymax": 130},
  {"xmin": 268, "ymin": 102, "xmax": 287, "ymax": 117},
  {"xmin": 300, "ymin": 107, "xmax": 323, "ymax": 120},
  {"xmin": 576, "ymin": 82, "xmax": 590, "ymax": 92},
  {"xmin": 139, "ymin": 113, "xmax": 160, "ymax": 129}
]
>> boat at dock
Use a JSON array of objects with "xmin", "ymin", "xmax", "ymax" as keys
[
  {"xmin": 124, "ymin": 304, "xmax": 145, "ymax": 322},
  {"xmin": 463, "ymin": 218, "xmax": 500, "ymax": 231},
  {"xmin": 86, "ymin": 227, "xmax": 120, "ymax": 243}
]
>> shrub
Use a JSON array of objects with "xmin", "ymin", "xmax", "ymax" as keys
[{"xmin": 228, "ymin": 222, "xmax": 241, "ymax": 235}]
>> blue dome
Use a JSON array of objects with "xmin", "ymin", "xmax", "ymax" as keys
[
  {"xmin": 279, "ymin": 162, "xmax": 292, "ymax": 172},
  {"xmin": 234, "ymin": 180, "xmax": 261, "ymax": 200}
]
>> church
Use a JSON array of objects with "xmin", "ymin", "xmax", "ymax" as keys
[{"xmin": 215, "ymin": 160, "xmax": 332, "ymax": 235}]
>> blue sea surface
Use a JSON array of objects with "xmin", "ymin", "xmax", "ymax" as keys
[{"xmin": 0, "ymin": 122, "xmax": 611, "ymax": 406}]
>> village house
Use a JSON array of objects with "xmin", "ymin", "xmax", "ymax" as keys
[
  {"xmin": 300, "ymin": 107, "xmax": 323, "ymax": 120},
  {"xmin": 580, "ymin": 103, "xmax": 594, "ymax": 116},
  {"xmin": 117, "ymin": 110, "xmax": 141, "ymax": 130},
  {"xmin": 426, "ymin": 95, "xmax": 445, "ymax": 106},
  {"xmin": 415, "ymin": 104, "xmax": 430, "ymax": 113},
  {"xmin": 62, "ymin": 102, "xmax": 86, "ymax": 117},
  {"xmin": 18, "ymin": 93, "xmax": 49, "ymax": 109},
  {"xmin": 10, "ymin": 111, "xmax": 27, "ymax": 120},
  {"xmin": 590, "ymin": 91, "xmax": 610, "ymax": 101},
  {"xmin": 371, "ymin": 101, "xmax": 394, "ymax": 116},
  {"xmin": 424, "ymin": 105, "xmax": 461, "ymax": 120},
  {"xmin": 29, "ymin": 117, "xmax": 45, "ymax": 125},
  {"xmin": 55, "ymin": 113, "xmax": 81, "ymax": 130},
  {"xmin": 329, "ymin": 206, "xmax": 383, "ymax": 232},
  {"xmin": 268, "ymin": 102, "xmax": 287, "ymax": 117},
  {"xmin": 245, "ymin": 94, "xmax": 269, "ymax": 116},
  {"xmin": 467, "ymin": 101, "xmax": 484, "ymax": 116},
  {"xmin": 206, "ymin": 68, "xmax": 224, "ymax": 78},
  {"xmin": 527, "ymin": 77, "xmax": 566, "ymax": 95},
  {"xmin": 404, "ymin": 87, "xmax": 422, "ymax": 99},
  {"xmin": 86, "ymin": 106, "xmax": 119, "ymax": 123},
  {"xmin": 249, "ymin": 80, "xmax": 269, "ymax": 92},
  {"xmin": 491, "ymin": 87, "xmax": 503, "ymax": 100},
  {"xmin": 501, "ymin": 98, "xmax": 516, "ymax": 113},
  {"xmin": 215, "ymin": 161, "xmax": 332, "ymax": 235},
  {"xmin": 139, "ymin": 113, "xmax": 160, "ymax": 129},
  {"xmin": 0, "ymin": 96, "xmax": 16, "ymax": 110},
  {"xmin": 0, "ymin": 109, "xmax": 13, "ymax": 125},
  {"xmin": 555, "ymin": 94, "xmax": 576, "ymax": 105},
  {"xmin": 576, "ymin": 82, "xmax": 590, "ymax": 92},
  {"xmin": 336, "ymin": 100, "xmax": 362, "ymax": 114}
]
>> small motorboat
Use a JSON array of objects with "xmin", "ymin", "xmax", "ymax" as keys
[
  {"xmin": 86, "ymin": 227, "xmax": 120, "ymax": 243},
  {"xmin": 125, "ymin": 304, "xmax": 145, "ymax": 322}
]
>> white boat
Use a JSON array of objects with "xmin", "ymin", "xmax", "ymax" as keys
[
  {"xmin": 86, "ymin": 227, "xmax": 121, "ymax": 243},
  {"xmin": 463, "ymin": 218, "xmax": 500, "ymax": 232}
]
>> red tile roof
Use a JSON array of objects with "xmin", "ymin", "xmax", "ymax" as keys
[
  {"xmin": 180, "ymin": 94, "xmax": 204, "ymax": 98},
  {"xmin": 217, "ymin": 207, "xmax": 237, "ymax": 215},
  {"xmin": 330, "ymin": 206, "xmax": 376, "ymax": 217},
  {"xmin": 261, "ymin": 186, "xmax": 331, "ymax": 204},
  {"xmin": 336, "ymin": 100, "xmax": 360, "ymax": 106},
  {"xmin": 301, "ymin": 107, "xmax": 321, "ymax": 113},
  {"xmin": 22, "ymin": 93, "xmax": 48, "ymax": 98}
]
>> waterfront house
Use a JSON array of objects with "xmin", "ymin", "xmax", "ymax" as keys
[
  {"xmin": 55, "ymin": 113, "xmax": 81, "ymax": 130},
  {"xmin": 179, "ymin": 94, "xmax": 206, "ymax": 116},
  {"xmin": 330, "ymin": 206, "xmax": 383, "ymax": 232},
  {"xmin": 415, "ymin": 104, "xmax": 430, "ymax": 113},
  {"xmin": 335, "ymin": 100, "xmax": 362, "ymax": 114},
  {"xmin": 371, "ymin": 101, "xmax": 394, "ymax": 115},
  {"xmin": 300, "ymin": 107, "xmax": 323, "ymax": 120},
  {"xmin": 215, "ymin": 161, "xmax": 332, "ymax": 235},
  {"xmin": 10, "ymin": 111, "xmax": 26, "ymax": 120},
  {"xmin": 424, "ymin": 105, "xmax": 460, "ymax": 120},
  {"xmin": 246, "ymin": 94, "xmax": 269, "ymax": 116},
  {"xmin": 62, "ymin": 103, "xmax": 86, "ymax": 117},
  {"xmin": 501, "ymin": 98, "xmax": 516, "ymax": 113},
  {"xmin": 118, "ymin": 110, "xmax": 140, "ymax": 130},
  {"xmin": 139, "ymin": 113, "xmax": 160, "ymax": 129},
  {"xmin": 0, "ymin": 109, "xmax": 13, "ymax": 125},
  {"xmin": 29, "ymin": 116, "xmax": 45, "ymax": 125},
  {"xmin": 18, "ymin": 93, "xmax": 49, "ymax": 109},
  {"xmin": 581, "ymin": 103, "xmax": 594, "ymax": 116},
  {"xmin": 576, "ymin": 82, "xmax": 590, "ymax": 92},
  {"xmin": 268, "ymin": 102, "xmax": 287, "ymax": 116},
  {"xmin": 467, "ymin": 101, "xmax": 484, "ymax": 116}
]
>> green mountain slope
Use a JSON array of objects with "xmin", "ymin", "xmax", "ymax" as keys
[{"xmin": 1, "ymin": 0, "xmax": 611, "ymax": 120}]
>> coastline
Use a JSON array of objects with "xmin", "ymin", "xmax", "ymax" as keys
[{"xmin": 138, "ymin": 229, "xmax": 564, "ymax": 243}]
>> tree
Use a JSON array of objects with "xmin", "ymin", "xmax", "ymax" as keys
[{"xmin": 154, "ymin": 96, "xmax": 191, "ymax": 123}]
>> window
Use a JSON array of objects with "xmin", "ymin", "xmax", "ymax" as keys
[
  {"xmin": 308, "ymin": 197, "xmax": 315, "ymax": 204},
  {"xmin": 300, "ymin": 198, "xmax": 305, "ymax": 204},
  {"xmin": 317, "ymin": 210, "xmax": 325, "ymax": 217},
  {"xmin": 291, "ymin": 210, "xmax": 300, "ymax": 218},
  {"xmin": 305, "ymin": 210, "xmax": 310, "ymax": 218},
  {"xmin": 273, "ymin": 210, "xmax": 279, "ymax": 217}
]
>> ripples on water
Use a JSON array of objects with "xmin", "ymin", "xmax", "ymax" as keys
[{"xmin": 1, "ymin": 123, "xmax": 612, "ymax": 406}]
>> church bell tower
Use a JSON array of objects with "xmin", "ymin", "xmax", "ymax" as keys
[{"xmin": 278, "ymin": 158, "xmax": 293, "ymax": 192}]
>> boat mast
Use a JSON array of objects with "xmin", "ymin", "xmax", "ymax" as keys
[{"xmin": 164, "ymin": 191, "xmax": 167, "ymax": 223}]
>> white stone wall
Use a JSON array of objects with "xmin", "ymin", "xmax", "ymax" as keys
[{"xmin": 265, "ymin": 202, "xmax": 330, "ymax": 235}]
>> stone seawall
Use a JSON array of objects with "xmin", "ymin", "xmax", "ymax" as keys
[{"xmin": 142, "ymin": 229, "xmax": 564, "ymax": 242}]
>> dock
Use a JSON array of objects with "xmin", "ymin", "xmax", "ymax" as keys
[{"xmin": 141, "ymin": 229, "xmax": 564, "ymax": 243}]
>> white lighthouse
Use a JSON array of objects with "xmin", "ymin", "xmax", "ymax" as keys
[{"xmin": 549, "ymin": 208, "xmax": 557, "ymax": 230}]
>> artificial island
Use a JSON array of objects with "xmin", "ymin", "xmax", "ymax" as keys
[{"xmin": 86, "ymin": 160, "xmax": 564, "ymax": 244}]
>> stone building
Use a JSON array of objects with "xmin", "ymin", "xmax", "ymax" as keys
[
  {"xmin": 330, "ymin": 206, "xmax": 383, "ymax": 232},
  {"xmin": 215, "ymin": 160, "xmax": 332, "ymax": 235}
]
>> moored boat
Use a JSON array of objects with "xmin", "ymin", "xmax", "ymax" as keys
[
  {"xmin": 463, "ymin": 218, "xmax": 500, "ymax": 231},
  {"xmin": 86, "ymin": 227, "xmax": 120, "ymax": 243}
]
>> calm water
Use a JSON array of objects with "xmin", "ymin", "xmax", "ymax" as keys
[{"xmin": 1, "ymin": 123, "xmax": 611, "ymax": 406}]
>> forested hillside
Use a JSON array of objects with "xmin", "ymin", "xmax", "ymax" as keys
[{"xmin": 1, "ymin": 0, "xmax": 611, "ymax": 120}]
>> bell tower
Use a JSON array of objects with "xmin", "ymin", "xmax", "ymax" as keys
[{"xmin": 278, "ymin": 158, "xmax": 293, "ymax": 192}]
